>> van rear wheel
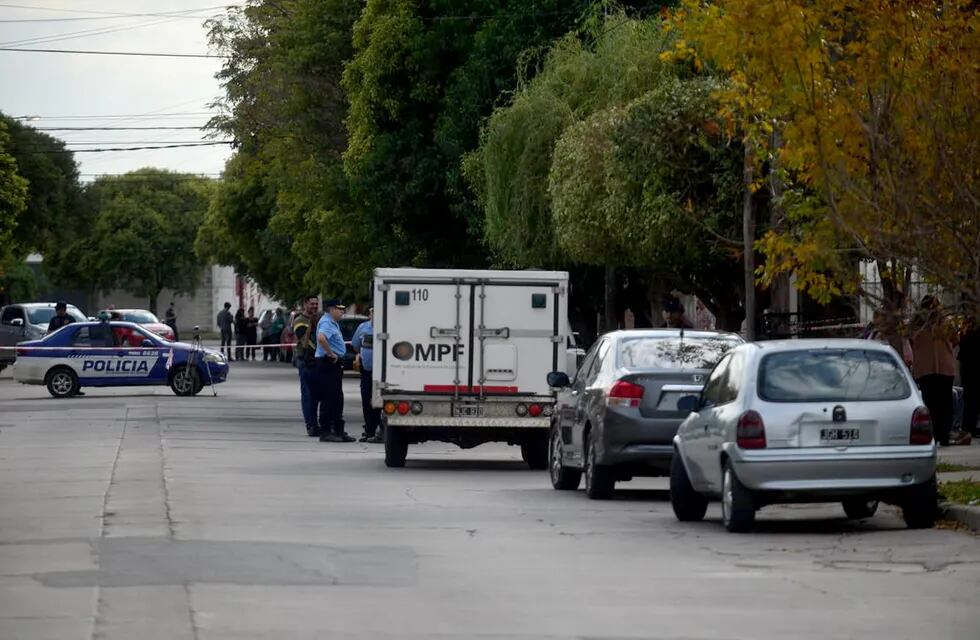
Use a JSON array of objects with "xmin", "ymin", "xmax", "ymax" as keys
[
  {"xmin": 521, "ymin": 432, "xmax": 549, "ymax": 470},
  {"xmin": 384, "ymin": 424, "xmax": 408, "ymax": 468}
]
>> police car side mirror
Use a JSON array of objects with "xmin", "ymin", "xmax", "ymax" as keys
[
  {"xmin": 547, "ymin": 371, "xmax": 571, "ymax": 388},
  {"xmin": 9, "ymin": 318, "xmax": 23, "ymax": 327},
  {"xmin": 141, "ymin": 339, "xmax": 154, "ymax": 348}
]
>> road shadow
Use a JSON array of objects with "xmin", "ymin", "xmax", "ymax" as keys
[
  {"xmin": 398, "ymin": 459, "xmax": 532, "ymax": 472},
  {"xmin": 612, "ymin": 488, "xmax": 670, "ymax": 502}
]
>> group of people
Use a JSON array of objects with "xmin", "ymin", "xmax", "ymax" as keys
[
  {"xmin": 216, "ymin": 303, "xmax": 290, "ymax": 362},
  {"xmin": 292, "ymin": 295, "xmax": 381, "ymax": 444},
  {"xmin": 864, "ymin": 295, "xmax": 979, "ymax": 447}
]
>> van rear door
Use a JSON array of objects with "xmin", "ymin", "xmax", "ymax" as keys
[{"xmin": 379, "ymin": 281, "xmax": 473, "ymax": 395}]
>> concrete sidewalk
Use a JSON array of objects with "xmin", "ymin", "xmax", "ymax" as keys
[{"xmin": 938, "ymin": 443, "xmax": 980, "ymax": 532}]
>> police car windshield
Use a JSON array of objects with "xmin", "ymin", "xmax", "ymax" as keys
[
  {"xmin": 28, "ymin": 306, "xmax": 86, "ymax": 325},
  {"xmin": 121, "ymin": 310, "xmax": 159, "ymax": 323}
]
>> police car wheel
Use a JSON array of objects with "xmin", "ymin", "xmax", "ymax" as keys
[
  {"xmin": 46, "ymin": 367, "xmax": 79, "ymax": 398},
  {"xmin": 170, "ymin": 366, "xmax": 201, "ymax": 397}
]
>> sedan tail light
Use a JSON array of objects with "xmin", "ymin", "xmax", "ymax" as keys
[
  {"xmin": 736, "ymin": 410, "xmax": 767, "ymax": 449},
  {"xmin": 607, "ymin": 380, "xmax": 644, "ymax": 408},
  {"xmin": 910, "ymin": 406, "xmax": 933, "ymax": 445}
]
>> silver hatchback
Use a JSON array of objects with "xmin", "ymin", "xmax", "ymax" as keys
[{"xmin": 670, "ymin": 340, "xmax": 938, "ymax": 532}]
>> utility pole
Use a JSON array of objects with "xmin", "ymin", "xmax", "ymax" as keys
[{"xmin": 743, "ymin": 141, "xmax": 756, "ymax": 340}]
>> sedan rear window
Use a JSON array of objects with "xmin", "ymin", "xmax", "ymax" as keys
[
  {"xmin": 618, "ymin": 337, "xmax": 739, "ymax": 370},
  {"xmin": 27, "ymin": 307, "xmax": 86, "ymax": 325},
  {"xmin": 758, "ymin": 349, "xmax": 911, "ymax": 402}
]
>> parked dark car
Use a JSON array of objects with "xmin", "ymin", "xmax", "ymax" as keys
[
  {"xmin": 0, "ymin": 302, "xmax": 87, "ymax": 370},
  {"xmin": 547, "ymin": 329, "xmax": 743, "ymax": 499}
]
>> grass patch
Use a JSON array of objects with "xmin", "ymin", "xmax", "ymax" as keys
[
  {"xmin": 937, "ymin": 462, "xmax": 980, "ymax": 473},
  {"xmin": 939, "ymin": 479, "xmax": 980, "ymax": 506}
]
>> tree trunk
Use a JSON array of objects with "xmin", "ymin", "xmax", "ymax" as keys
[
  {"xmin": 603, "ymin": 265, "xmax": 617, "ymax": 332},
  {"xmin": 149, "ymin": 291, "xmax": 160, "ymax": 316},
  {"xmin": 743, "ymin": 141, "xmax": 756, "ymax": 340}
]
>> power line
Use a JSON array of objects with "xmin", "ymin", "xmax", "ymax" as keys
[
  {"xmin": 33, "ymin": 126, "xmax": 208, "ymax": 131},
  {"xmin": 0, "ymin": 46, "xmax": 224, "ymax": 58},
  {"xmin": 13, "ymin": 112, "xmax": 214, "ymax": 120},
  {"xmin": 19, "ymin": 141, "xmax": 233, "ymax": 154},
  {"xmin": 56, "ymin": 140, "xmax": 230, "ymax": 145},
  {"xmin": 0, "ymin": 15, "xmax": 187, "ymax": 48},
  {"xmin": 0, "ymin": 3, "xmax": 237, "ymax": 19}
]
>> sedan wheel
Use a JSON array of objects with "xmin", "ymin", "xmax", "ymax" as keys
[
  {"xmin": 721, "ymin": 461, "xmax": 755, "ymax": 533},
  {"xmin": 170, "ymin": 366, "xmax": 200, "ymax": 396},
  {"xmin": 584, "ymin": 431, "xmax": 615, "ymax": 500},
  {"xmin": 46, "ymin": 368, "xmax": 79, "ymax": 398},
  {"xmin": 549, "ymin": 426, "xmax": 582, "ymax": 490}
]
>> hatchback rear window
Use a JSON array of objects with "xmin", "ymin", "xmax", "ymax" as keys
[
  {"xmin": 618, "ymin": 337, "xmax": 739, "ymax": 370},
  {"xmin": 758, "ymin": 349, "xmax": 911, "ymax": 402}
]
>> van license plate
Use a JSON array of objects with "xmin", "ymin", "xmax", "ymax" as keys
[
  {"xmin": 820, "ymin": 428, "xmax": 859, "ymax": 442},
  {"xmin": 453, "ymin": 405, "xmax": 486, "ymax": 418}
]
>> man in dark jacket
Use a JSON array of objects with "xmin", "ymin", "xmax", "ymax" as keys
[
  {"xmin": 959, "ymin": 320, "xmax": 979, "ymax": 438},
  {"xmin": 293, "ymin": 295, "xmax": 321, "ymax": 437},
  {"xmin": 216, "ymin": 302, "xmax": 234, "ymax": 360},
  {"xmin": 47, "ymin": 302, "xmax": 75, "ymax": 333}
]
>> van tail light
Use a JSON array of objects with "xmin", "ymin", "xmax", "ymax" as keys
[
  {"xmin": 607, "ymin": 380, "xmax": 644, "ymax": 408},
  {"xmin": 910, "ymin": 406, "xmax": 933, "ymax": 445},
  {"xmin": 528, "ymin": 404, "xmax": 543, "ymax": 417},
  {"xmin": 397, "ymin": 401, "xmax": 411, "ymax": 416},
  {"xmin": 736, "ymin": 410, "xmax": 767, "ymax": 449}
]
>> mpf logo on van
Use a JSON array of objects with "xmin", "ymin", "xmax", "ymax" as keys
[{"xmin": 392, "ymin": 341, "xmax": 464, "ymax": 363}]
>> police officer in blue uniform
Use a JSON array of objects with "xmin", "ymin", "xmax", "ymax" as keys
[
  {"xmin": 351, "ymin": 307, "xmax": 382, "ymax": 443},
  {"xmin": 315, "ymin": 298, "xmax": 354, "ymax": 442}
]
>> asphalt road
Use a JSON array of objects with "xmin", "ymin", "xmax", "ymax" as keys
[{"xmin": 1, "ymin": 361, "xmax": 978, "ymax": 640}]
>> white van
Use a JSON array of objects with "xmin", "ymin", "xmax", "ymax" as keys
[{"xmin": 372, "ymin": 268, "xmax": 571, "ymax": 469}]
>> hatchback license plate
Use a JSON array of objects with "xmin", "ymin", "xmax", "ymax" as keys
[
  {"xmin": 453, "ymin": 404, "xmax": 486, "ymax": 418},
  {"xmin": 820, "ymin": 428, "xmax": 859, "ymax": 442}
]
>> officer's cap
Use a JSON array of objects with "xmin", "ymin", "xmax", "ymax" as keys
[{"xmin": 323, "ymin": 298, "xmax": 346, "ymax": 310}]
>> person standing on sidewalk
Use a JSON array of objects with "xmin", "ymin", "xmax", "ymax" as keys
[
  {"xmin": 912, "ymin": 296, "xmax": 956, "ymax": 446},
  {"xmin": 351, "ymin": 307, "xmax": 382, "ymax": 443},
  {"xmin": 958, "ymin": 317, "xmax": 979, "ymax": 440},
  {"xmin": 245, "ymin": 306, "xmax": 259, "ymax": 360},
  {"xmin": 315, "ymin": 299, "xmax": 354, "ymax": 443},
  {"xmin": 234, "ymin": 307, "xmax": 247, "ymax": 361},
  {"xmin": 216, "ymin": 302, "xmax": 234, "ymax": 361},
  {"xmin": 293, "ymin": 295, "xmax": 321, "ymax": 437},
  {"xmin": 165, "ymin": 302, "xmax": 179, "ymax": 342}
]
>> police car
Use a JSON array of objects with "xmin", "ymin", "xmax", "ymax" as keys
[{"xmin": 12, "ymin": 321, "xmax": 229, "ymax": 398}]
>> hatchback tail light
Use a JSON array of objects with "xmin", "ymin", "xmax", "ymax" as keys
[
  {"xmin": 607, "ymin": 380, "xmax": 644, "ymax": 408},
  {"xmin": 736, "ymin": 410, "xmax": 767, "ymax": 449},
  {"xmin": 910, "ymin": 406, "xmax": 933, "ymax": 445}
]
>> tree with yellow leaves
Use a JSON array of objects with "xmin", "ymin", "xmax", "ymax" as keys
[{"xmin": 673, "ymin": 0, "xmax": 980, "ymax": 319}]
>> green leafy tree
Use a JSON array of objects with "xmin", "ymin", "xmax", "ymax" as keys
[
  {"xmin": 54, "ymin": 169, "xmax": 211, "ymax": 314},
  {"xmin": 0, "ymin": 115, "xmax": 82, "ymax": 256},
  {"xmin": 0, "ymin": 121, "xmax": 28, "ymax": 294}
]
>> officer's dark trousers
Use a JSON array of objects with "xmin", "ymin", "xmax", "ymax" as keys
[
  {"xmin": 962, "ymin": 365, "xmax": 979, "ymax": 436},
  {"xmin": 317, "ymin": 358, "xmax": 345, "ymax": 435},
  {"xmin": 296, "ymin": 359, "xmax": 319, "ymax": 432},
  {"xmin": 359, "ymin": 367, "xmax": 381, "ymax": 437},
  {"xmin": 220, "ymin": 330, "xmax": 233, "ymax": 359}
]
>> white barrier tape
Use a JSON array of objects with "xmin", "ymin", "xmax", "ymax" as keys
[{"xmin": 0, "ymin": 343, "xmax": 299, "ymax": 352}]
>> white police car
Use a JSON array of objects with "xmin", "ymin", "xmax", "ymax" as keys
[{"xmin": 12, "ymin": 321, "xmax": 229, "ymax": 398}]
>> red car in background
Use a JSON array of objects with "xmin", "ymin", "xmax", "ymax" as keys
[{"xmin": 100, "ymin": 309, "xmax": 175, "ymax": 341}]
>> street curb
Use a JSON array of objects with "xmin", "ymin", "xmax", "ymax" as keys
[{"xmin": 940, "ymin": 502, "xmax": 980, "ymax": 532}]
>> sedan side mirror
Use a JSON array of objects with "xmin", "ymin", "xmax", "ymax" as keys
[
  {"xmin": 677, "ymin": 394, "xmax": 700, "ymax": 414},
  {"xmin": 141, "ymin": 339, "xmax": 154, "ymax": 348},
  {"xmin": 547, "ymin": 371, "xmax": 571, "ymax": 388},
  {"xmin": 9, "ymin": 318, "xmax": 24, "ymax": 327}
]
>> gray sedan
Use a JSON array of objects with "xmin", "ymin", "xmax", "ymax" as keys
[
  {"xmin": 670, "ymin": 340, "xmax": 938, "ymax": 532},
  {"xmin": 547, "ymin": 329, "xmax": 742, "ymax": 499}
]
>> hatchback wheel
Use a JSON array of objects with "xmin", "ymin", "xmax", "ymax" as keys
[
  {"xmin": 549, "ymin": 426, "xmax": 581, "ymax": 490},
  {"xmin": 584, "ymin": 430, "xmax": 615, "ymax": 500},
  {"xmin": 721, "ymin": 461, "xmax": 755, "ymax": 532},
  {"xmin": 842, "ymin": 498, "xmax": 879, "ymax": 520},
  {"xmin": 46, "ymin": 367, "xmax": 79, "ymax": 398},
  {"xmin": 901, "ymin": 477, "xmax": 938, "ymax": 529},
  {"xmin": 670, "ymin": 451, "xmax": 708, "ymax": 522}
]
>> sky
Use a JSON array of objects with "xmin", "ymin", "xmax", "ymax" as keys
[{"xmin": 0, "ymin": 1, "xmax": 237, "ymax": 181}]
